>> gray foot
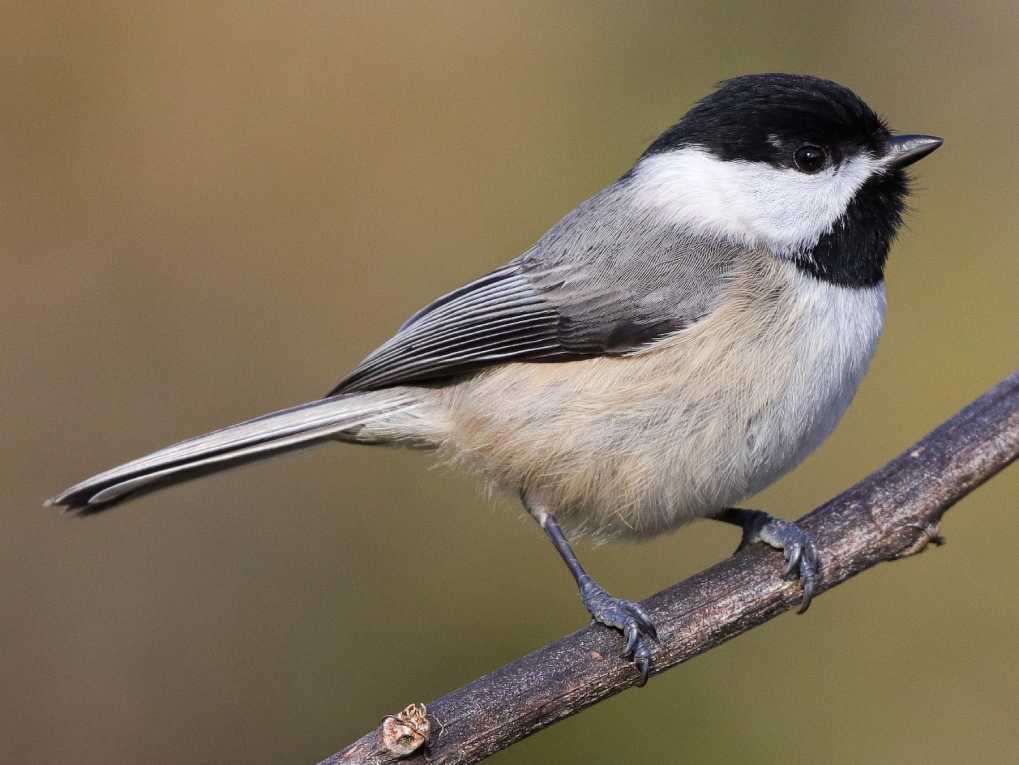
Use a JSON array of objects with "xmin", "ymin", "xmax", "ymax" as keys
[
  {"xmin": 578, "ymin": 575, "xmax": 658, "ymax": 686},
  {"xmin": 733, "ymin": 510, "xmax": 821, "ymax": 613}
]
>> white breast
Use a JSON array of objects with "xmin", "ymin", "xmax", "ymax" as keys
[{"xmin": 742, "ymin": 268, "xmax": 885, "ymax": 497}]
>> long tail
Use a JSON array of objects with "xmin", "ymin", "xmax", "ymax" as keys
[{"xmin": 46, "ymin": 390, "xmax": 422, "ymax": 514}]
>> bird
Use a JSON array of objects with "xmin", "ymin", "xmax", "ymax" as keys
[{"xmin": 48, "ymin": 73, "xmax": 942, "ymax": 686}]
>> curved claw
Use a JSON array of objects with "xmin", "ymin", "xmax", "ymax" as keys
[
  {"xmin": 633, "ymin": 641, "xmax": 652, "ymax": 687},
  {"xmin": 781, "ymin": 541, "xmax": 803, "ymax": 579},
  {"xmin": 796, "ymin": 539, "xmax": 821, "ymax": 614},
  {"xmin": 623, "ymin": 621, "xmax": 640, "ymax": 658}
]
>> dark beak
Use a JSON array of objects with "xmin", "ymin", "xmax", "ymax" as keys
[{"xmin": 882, "ymin": 134, "xmax": 943, "ymax": 169}]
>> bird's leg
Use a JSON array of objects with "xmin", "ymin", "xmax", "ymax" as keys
[
  {"xmin": 711, "ymin": 508, "xmax": 821, "ymax": 613},
  {"xmin": 523, "ymin": 495, "xmax": 658, "ymax": 686}
]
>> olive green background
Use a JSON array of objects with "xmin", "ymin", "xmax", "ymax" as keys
[{"xmin": 2, "ymin": 2, "xmax": 1017, "ymax": 763}]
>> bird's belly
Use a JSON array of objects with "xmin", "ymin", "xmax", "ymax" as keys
[{"xmin": 439, "ymin": 271, "xmax": 885, "ymax": 540}]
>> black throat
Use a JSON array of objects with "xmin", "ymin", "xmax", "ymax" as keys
[{"xmin": 795, "ymin": 169, "xmax": 909, "ymax": 289}]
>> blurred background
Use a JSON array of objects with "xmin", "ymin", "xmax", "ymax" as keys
[{"xmin": 2, "ymin": 2, "xmax": 1017, "ymax": 763}]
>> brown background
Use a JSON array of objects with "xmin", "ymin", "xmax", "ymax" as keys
[{"xmin": 2, "ymin": 2, "xmax": 1017, "ymax": 763}]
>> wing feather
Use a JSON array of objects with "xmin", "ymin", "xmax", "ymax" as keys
[
  {"xmin": 332, "ymin": 263, "xmax": 568, "ymax": 393},
  {"xmin": 331, "ymin": 182, "xmax": 744, "ymax": 394}
]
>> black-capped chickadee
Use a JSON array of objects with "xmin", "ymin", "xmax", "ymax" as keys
[{"xmin": 49, "ymin": 73, "xmax": 942, "ymax": 685}]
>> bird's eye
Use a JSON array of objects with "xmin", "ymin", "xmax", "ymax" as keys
[{"xmin": 793, "ymin": 144, "xmax": 826, "ymax": 174}]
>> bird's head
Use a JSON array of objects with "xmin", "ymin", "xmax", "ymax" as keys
[{"xmin": 631, "ymin": 73, "xmax": 941, "ymax": 286}]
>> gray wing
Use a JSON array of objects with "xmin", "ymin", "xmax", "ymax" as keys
[{"xmin": 331, "ymin": 183, "xmax": 744, "ymax": 394}]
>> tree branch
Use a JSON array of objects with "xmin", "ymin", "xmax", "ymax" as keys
[{"xmin": 321, "ymin": 370, "xmax": 1019, "ymax": 765}]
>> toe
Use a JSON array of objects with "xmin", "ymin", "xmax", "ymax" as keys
[
  {"xmin": 626, "ymin": 601, "xmax": 659, "ymax": 642},
  {"xmin": 620, "ymin": 605, "xmax": 659, "ymax": 658}
]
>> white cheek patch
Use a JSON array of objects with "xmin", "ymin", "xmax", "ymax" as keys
[{"xmin": 632, "ymin": 146, "xmax": 881, "ymax": 256}]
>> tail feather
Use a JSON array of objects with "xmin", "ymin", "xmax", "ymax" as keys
[{"xmin": 46, "ymin": 391, "xmax": 419, "ymax": 514}]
